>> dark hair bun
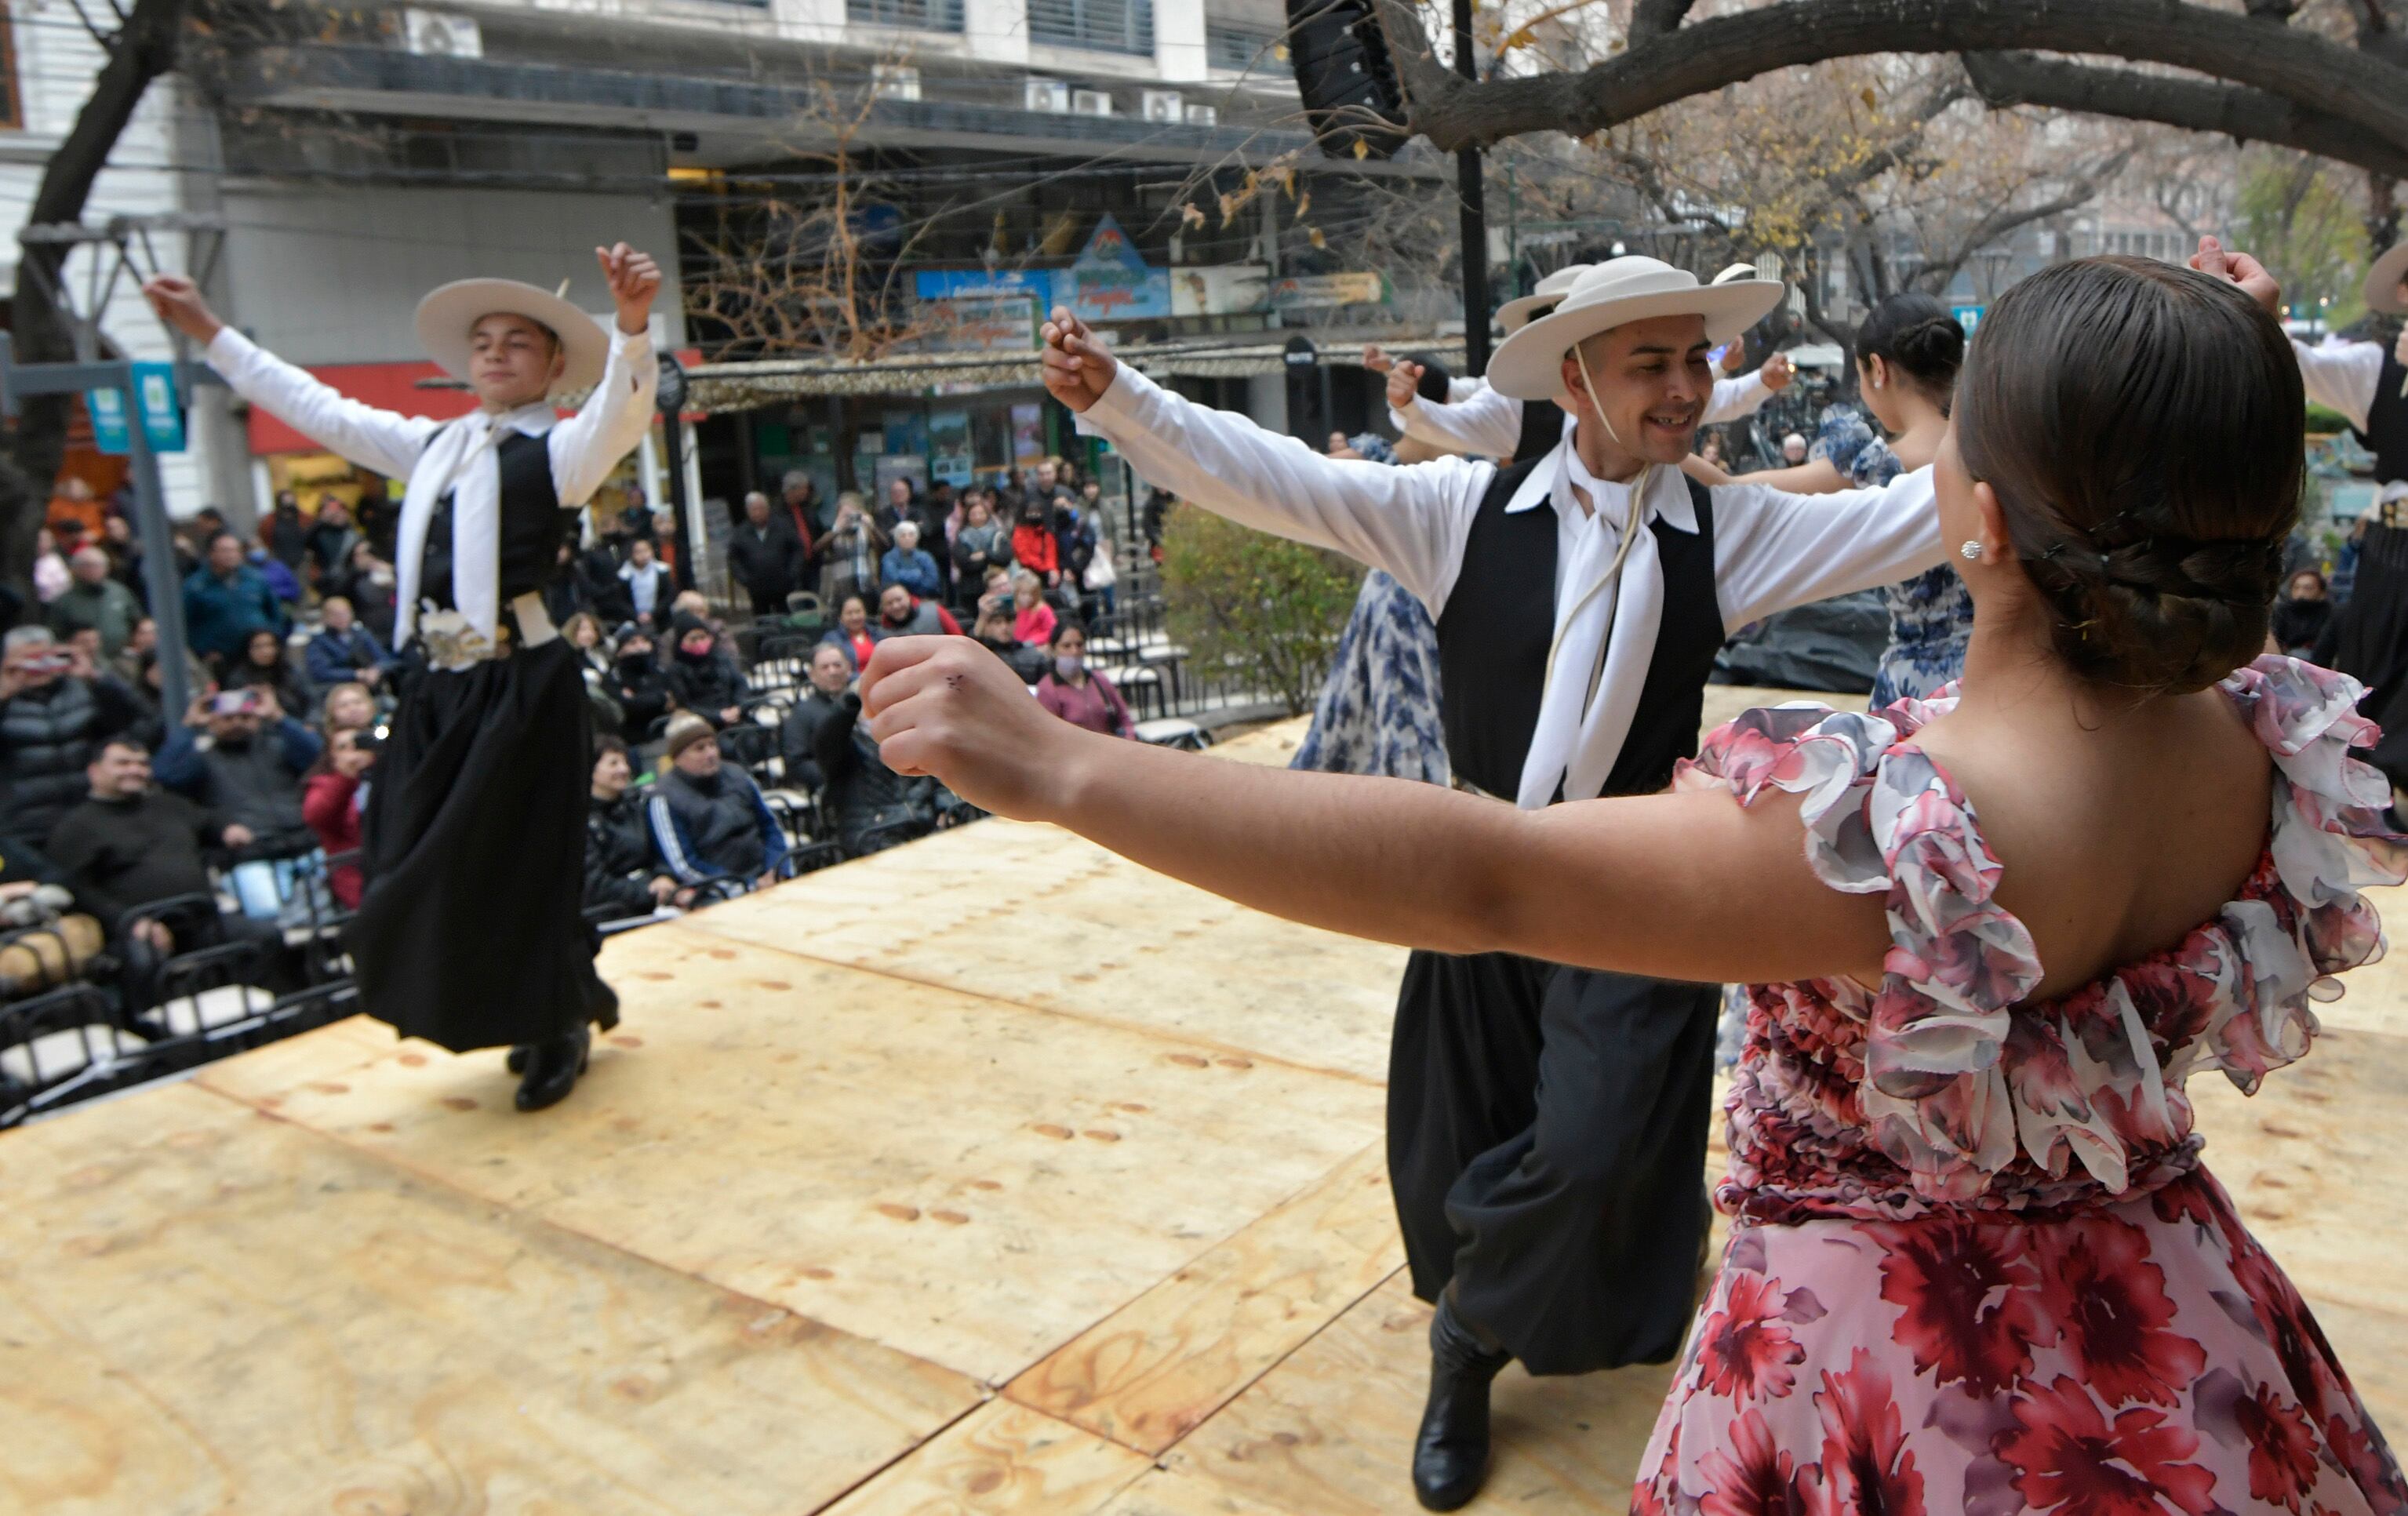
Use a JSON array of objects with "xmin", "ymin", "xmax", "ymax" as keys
[
  {"xmin": 1857, "ymin": 294, "xmax": 1964, "ymax": 395},
  {"xmin": 1956, "ymin": 256, "xmax": 2303, "ymax": 695}
]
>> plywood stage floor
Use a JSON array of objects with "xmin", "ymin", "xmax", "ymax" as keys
[{"xmin": 7, "ymin": 695, "xmax": 2406, "ymax": 1514}]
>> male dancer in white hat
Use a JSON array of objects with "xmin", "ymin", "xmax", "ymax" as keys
[
  {"xmin": 1036, "ymin": 256, "xmax": 1944, "ymax": 1509},
  {"xmin": 1379, "ymin": 264, "xmax": 1796, "ymax": 464},
  {"xmin": 145, "ymin": 245, "xmax": 660, "ymax": 1111}
]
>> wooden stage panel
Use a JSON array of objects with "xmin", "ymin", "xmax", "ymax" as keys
[
  {"xmin": 1119, "ymin": 1274, "xmax": 1678, "ymax": 1514},
  {"xmin": 228, "ymin": 925, "xmax": 1388, "ymax": 1387},
  {"xmin": 1006, "ymin": 1140, "xmax": 1402, "ymax": 1455},
  {"xmin": 0, "ymin": 1083, "xmax": 980, "ymax": 1515},
  {"xmin": 685, "ymin": 820, "xmax": 1406, "ymax": 1085},
  {"xmin": 821, "ymin": 1400, "xmax": 1150, "ymax": 1514}
]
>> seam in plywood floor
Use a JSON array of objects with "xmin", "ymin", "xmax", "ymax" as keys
[{"xmin": 662, "ymin": 918, "xmax": 1387, "ymax": 1090}]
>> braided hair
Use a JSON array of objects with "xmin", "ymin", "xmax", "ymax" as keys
[{"xmin": 1956, "ymin": 256, "xmax": 2301, "ymax": 695}]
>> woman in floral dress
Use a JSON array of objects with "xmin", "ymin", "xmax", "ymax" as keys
[
  {"xmin": 1693, "ymin": 294, "xmax": 1972, "ymax": 705},
  {"xmin": 860, "ymin": 253, "xmax": 2405, "ymax": 1513}
]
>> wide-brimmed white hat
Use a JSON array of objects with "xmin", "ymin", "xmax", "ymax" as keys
[
  {"xmin": 2365, "ymin": 243, "xmax": 2408, "ymax": 317},
  {"xmin": 1486, "ymin": 256, "xmax": 1785, "ymax": 401},
  {"xmin": 414, "ymin": 278, "xmax": 609, "ymax": 394},
  {"xmin": 1496, "ymin": 264, "xmax": 1591, "ymax": 334}
]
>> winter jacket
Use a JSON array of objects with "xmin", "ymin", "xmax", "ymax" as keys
[
  {"xmin": 45, "ymin": 789, "xmax": 226, "ymax": 929},
  {"xmin": 584, "ymin": 788, "xmax": 661, "ymax": 915},
  {"xmin": 727, "ymin": 518, "xmax": 806, "ymax": 611},
  {"xmin": 301, "ymin": 770, "xmax": 366, "ymax": 907},
  {"xmin": 951, "ymin": 523, "xmax": 1013, "ymax": 599},
  {"xmin": 609, "ymin": 655, "xmax": 675, "ymax": 734},
  {"xmin": 667, "ymin": 648, "xmax": 751, "ymax": 724},
  {"xmin": 813, "ymin": 691, "xmax": 931, "ymax": 854},
  {"xmin": 45, "ymin": 576, "xmax": 143, "ymax": 656},
  {"xmin": 0, "ymin": 674, "xmax": 143, "ymax": 845},
  {"xmin": 879, "ymin": 545, "xmax": 943, "ymax": 600},
  {"xmin": 645, "ymin": 765, "xmax": 788, "ymax": 884},
  {"xmin": 306, "ymin": 624, "xmax": 395, "ymax": 689},
  {"xmin": 154, "ymin": 718, "xmax": 322, "ymax": 853},
  {"xmin": 182, "ymin": 563, "xmax": 289, "ymax": 663},
  {"xmin": 777, "ymin": 689, "xmax": 844, "ymax": 791},
  {"xmin": 1012, "ymin": 522, "xmax": 1060, "ymax": 577}
]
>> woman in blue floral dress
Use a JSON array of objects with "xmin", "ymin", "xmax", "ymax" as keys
[{"xmin": 1691, "ymin": 294, "xmax": 1971, "ymax": 705}]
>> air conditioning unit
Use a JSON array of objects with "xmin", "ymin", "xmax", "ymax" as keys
[
  {"xmin": 401, "ymin": 8, "xmax": 482, "ymax": 58},
  {"xmin": 872, "ymin": 64, "xmax": 922, "ymax": 100},
  {"xmin": 1072, "ymin": 89, "xmax": 1114, "ymax": 117},
  {"xmin": 1183, "ymin": 104, "xmax": 1218, "ymax": 127},
  {"xmin": 1024, "ymin": 78, "xmax": 1071, "ymax": 113},
  {"xmin": 1140, "ymin": 89, "xmax": 1184, "ymax": 123}
]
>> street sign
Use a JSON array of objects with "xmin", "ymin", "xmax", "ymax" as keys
[
  {"xmin": 86, "ymin": 384, "xmax": 131, "ymax": 454},
  {"xmin": 133, "ymin": 361, "xmax": 184, "ymax": 453},
  {"xmin": 1951, "ymin": 304, "xmax": 1985, "ymax": 335}
]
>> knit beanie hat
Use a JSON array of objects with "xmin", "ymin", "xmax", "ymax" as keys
[{"xmin": 663, "ymin": 714, "xmax": 715, "ymax": 762}]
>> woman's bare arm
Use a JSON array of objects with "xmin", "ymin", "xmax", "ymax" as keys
[
  {"xmin": 862, "ymin": 638, "xmax": 1891, "ymax": 985},
  {"xmin": 1720, "ymin": 456, "xmax": 1848, "ymax": 495}
]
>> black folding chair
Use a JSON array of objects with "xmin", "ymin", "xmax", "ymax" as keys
[{"xmin": 0, "ymin": 982, "xmax": 136, "ymax": 1128}]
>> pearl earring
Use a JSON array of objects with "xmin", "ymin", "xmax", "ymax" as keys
[{"xmin": 1959, "ymin": 541, "xmax": 1983, "ymax": 562}]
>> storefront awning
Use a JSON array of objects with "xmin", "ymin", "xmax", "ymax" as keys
[{"xmin": 682, "ymin": 334, "xmax": 1472, "ymax": 414}]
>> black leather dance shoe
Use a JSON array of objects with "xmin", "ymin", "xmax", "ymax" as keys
[
  {"xmin": 1413, "ymin": 1289, "xmax": 1514, "ymax": 1511},
  {"xmin": 514, "ymin": 1027, "xmax": 591, "ymax": 1112},
  {"xmin": 507, "ymin": 987, "xmax": 620, "ymax": 1075}
]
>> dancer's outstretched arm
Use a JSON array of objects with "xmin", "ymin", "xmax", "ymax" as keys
[{"xmin": 863, "ymin": 637, "xmax": 1891, "ymax": 988}]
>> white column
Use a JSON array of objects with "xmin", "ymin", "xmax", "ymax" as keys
[
  {"xmin": 1154, "ymin": 0, "xmax": 1205, "ymax": 80},
  {"xmin": 964, "ymin": 0, "xmax": 1031, "ymax": 65}
]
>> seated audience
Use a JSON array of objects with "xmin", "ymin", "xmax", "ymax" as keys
[
  {"xmin": 973, "ymin": 602, "xmax": 1048, "ymax": 685},
  {"xmin": 47, "ymin": 545, "xmax": 143, "ymax": 657},
  {"xmin": 336, "ymin": 540, "xmax": 400, "ymax": 645},
  {"xmin": 880, "ymin": 521, "xmax": 943, "ymax": 601},
  {"xmin": 46, "ymin": 736, "xmax": 287, "ymax": 1005},
  {"xmin": 1011, "ymin": 569, "xmax": 1057, "ymax": 646},
  {"xmin": 306, "ymin": 595, "xmax": 394, "ymax": 692},
  {"xmin": 810, "ymin": 680, "xmax": 937, "ymax": 856},
  {"xmin": 664, "ymin": 612, "xmax": 751, "ymax": 728},
  {"xmin": 181, "ymin": 530, "xmax": 288, "ymax": 668},
  {"xmin": 777, "ymin": 644, "xmax": 854, "ymax": 791},
  {"xmin": 0, "ymin": 624, "xmax": 142, "ymax": 847},
  {"xmin": 875, "ymin": 581, "xmax": 962, "ymax": 640},
  {"xmin": 609, "ymin": 627, "xmax": 674, "ymax": 736},
  {"xmin": 585, "ymin": 736, "xmax": 686, "ymax": 918},
  {"xmin": 822, "ymin": 594, "xmax": 877, "ymax": 671},
  {"xmin": 1035, "ymin": 621, "xmax": 1137, "ymax": 738},
  {"xmin": 226, "ymin": 627, "xmax": 313, "ymax": 716},
  {"xmin": 303, "ymin": 496, "xmax": 362, "ymax": 587},
  {"xmin": 320, "ymin": 681, "xmax": 376, "ymax": 737},
  {"xmin": 154, "ymin": 686, "xmax": 322, "ymax": 859},
  {"xmin": 645, "ymin": 715, "xmax": 788, "ymax": 890},
  {"xmin": 302, "ymin": 727, "xmax": 376, "ymax": 908}
]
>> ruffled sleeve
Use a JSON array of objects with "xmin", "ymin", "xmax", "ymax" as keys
[
  {"xmin": 2206, "ymin": 657, "xmax": 2406, "ymax": 1089},
  {"xmin": 1684, "ymin": 659, "xmax": 2406, "ymax": 1206}
]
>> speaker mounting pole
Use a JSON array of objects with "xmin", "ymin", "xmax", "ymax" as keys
[{"xmin": 1453, "ymin": 0, "xmax": 1490, "ymax": 374}]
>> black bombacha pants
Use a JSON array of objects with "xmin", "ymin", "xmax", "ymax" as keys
[{"xmin": 1387, "ymin": 948, "xmax": 1720, "ymax": 1376}]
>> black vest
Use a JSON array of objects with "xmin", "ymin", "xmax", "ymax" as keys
[
  {"xmin": 1514, "ymin": 398, "xmax": 1565, "ymax": 465},
  {"xmin": 1435, "ymin": 455, "xmax": 1724, "ymax": 802},
  {"xmin": 418, "ymin": 431, "xmax": 573, "ymax": 613},
  {"xmin": 2360, "ymin": 345, "xmax": 2408, "ymax": 485}
]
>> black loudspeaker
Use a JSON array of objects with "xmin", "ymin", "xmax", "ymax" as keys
[{"xmin": 1285, "ymin": 0, "xmax": 1410, "ymax": 161}]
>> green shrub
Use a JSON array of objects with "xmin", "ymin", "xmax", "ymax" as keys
[{"xmin": 1159, "ymin": 505, "xmax": 1365, "ymax": 718}]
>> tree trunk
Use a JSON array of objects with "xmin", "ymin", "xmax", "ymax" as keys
[{"xmin": 1, "ymin": 0, "xmax": 185, "ymax": 602}]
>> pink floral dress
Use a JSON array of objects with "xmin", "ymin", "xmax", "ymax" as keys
[{"xmin": 1639, "ymin": 656, "xmax": 2408, "ymax": 1516}]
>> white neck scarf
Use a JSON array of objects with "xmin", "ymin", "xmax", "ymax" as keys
[{"xmin": 391, "ymin": 406, "xmax": 552, "ymax": 647}]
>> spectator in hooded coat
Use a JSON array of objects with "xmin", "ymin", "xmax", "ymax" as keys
[{"xmin": 664, "ymin": 613, "xmax": 750, "ymax": 728}]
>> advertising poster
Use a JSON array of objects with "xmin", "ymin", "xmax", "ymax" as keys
[
  {"xmin": 1009, "ymin": 402, "xmax": 1045, "ymax": 462},
  {"xmin": 1061, "ymin": 213, "xmax": 1171, "ymax": 322},
  {"xmin": 929, "ymin": 410, "xmax": 975, "ymax": 487}
]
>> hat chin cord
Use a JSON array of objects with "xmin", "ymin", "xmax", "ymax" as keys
[{"xmin": 1542, "ymin": 345, "xmax": 1652, "ymax": 723}]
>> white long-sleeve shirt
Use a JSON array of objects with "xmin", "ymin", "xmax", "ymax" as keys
[
  {"xmin": 2293, "ymin": 335, "xmax": 2406, "ymax": 501},
  {"xmin": 1079, "ymin": 365, "xmax": 1942, "ymax": 806},
  {"xmin": 207, "ymin": 323, "xmax": 657, "ymax": 645},
  {"xmin": 1388, "ymin": 371, "xmax": 1772, "ymax": 460}
]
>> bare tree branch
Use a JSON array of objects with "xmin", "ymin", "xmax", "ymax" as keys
[
  {"xmin": 1918, "ymin": 146, "xmax": 2133, "ymax": 294},
  {"xmin": 1378, "ymin": 0, "xmax": 2408, "ymax": 169},
  {"xmin": 2244, "ymin": 0, "xmax": 2299, "ymax": 20},
  {"xmin": 1962, "ymin": 51, "xmax": 2408, "ymax": 181}
]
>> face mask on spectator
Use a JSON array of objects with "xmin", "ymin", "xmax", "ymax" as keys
[{"xmin": 1053, "ymin": 653, "xmax": 1082, "ymax": 679}]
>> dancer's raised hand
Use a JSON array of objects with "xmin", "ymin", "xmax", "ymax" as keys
[
  {"xmin": 1041, "ymin": 307, "xmax": 1119, "ymax": 412},
  {"xmin": 598, "ymin": 243, "xmax": 662, "ymax": 335},
  {"xmin": 1360, "ymin": 343, "xmax": 1394, "ymax": 374},
  {"xmin": 860, "ymin": 635, "xmax": 1076, "ymax": 820},
  {"xmin": 2190, "ymin": 235, "xmax": 2281, "ymax": 318},
  {"xmin": 1759, "ymin": 352, "xmax": 1795, "ymax": 392},
  {"xmin": 1385, "ymin": 358, "xmax": 1427, "ymax": 413},
  {"xmin": 143, "ymin": 274, "xmax": 224, "ymax": 344}
]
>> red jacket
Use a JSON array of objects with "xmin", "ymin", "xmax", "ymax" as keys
[
  {"xmin": 1013, "ymin": 522, "xmax": 1060, "ymax": 576},
  {"xmin": 303, "ymin": 770, "xmax": 366, "ymax": 907}
]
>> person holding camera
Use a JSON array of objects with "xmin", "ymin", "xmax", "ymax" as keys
[
  {"xmin": 304, "ymin": 725, "xmax": 377, "ymax": 908},
  {"xmin": 0, "ymin": 624, "xmax": 144, "ymax": 849}
]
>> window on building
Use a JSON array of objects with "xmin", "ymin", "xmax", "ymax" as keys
[
  {"xmin": 1029, "ymin": 0, "xmax": 1154, "ymax": 55},
  {"xmin": 848, "ymin": 0, "xmax": 966, "ymax": 30},
  {"xmin": 1207, "ymin": 22, "xmax": 1280, "ymax": 71},
  {"xmin": 0, "ymin": 3, "xmax": 21, "ymax": 131}
]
